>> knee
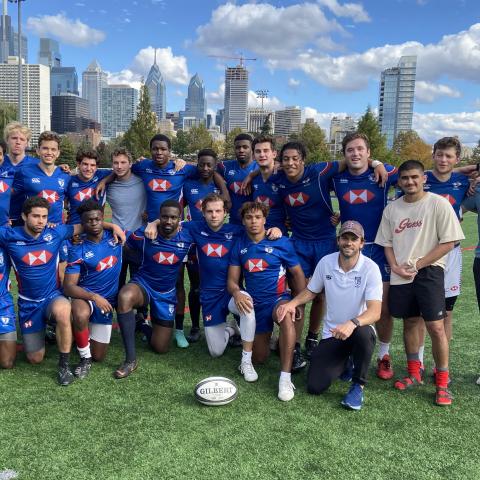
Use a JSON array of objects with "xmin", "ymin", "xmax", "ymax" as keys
[
  {"xmin": 151, "ymin": 343, "xmax": 169, "ymax": 354},
  {"xmin": 118, "ymin": 290, "xmax": 135, "ymax": 311},
  {"xmin": 26, "ymin": 351, "xmax": 44, "ymax": 364},
  {"xmin": 426, "ymin": 323, "xmax": 445, "ymax": 338},
  {"xmin": 208, "ymin": 345, "xmax": 225, "ymax": 358}
]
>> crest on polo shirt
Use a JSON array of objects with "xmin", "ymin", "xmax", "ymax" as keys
[{"xmin": 354, "ymin": 276, "xmax": 361, "ymax": 287}]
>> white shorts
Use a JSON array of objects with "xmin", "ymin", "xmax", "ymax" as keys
[
  {"xmin": 89, "ymin": 323, "xmax": 112, "ymax": 344},
  {"xmin": 444, "ymin": 244, "xmax": 462, "ymax": 298}
]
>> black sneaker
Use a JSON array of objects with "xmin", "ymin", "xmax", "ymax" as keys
[
  {"xmin": 73, "ymin": 357, "xmax": 93, "ymax": 379},
  {"xmin": 135, "ymin": 312, "xmax": 145, "ymax": 332},
  {"xmin": 57, "ymin": 365, "xmax": 75, "ymax": 386},
  {"xmin": 292, "ymin": 349, "xmax": 307, "ymax": 373},
  {"xmin": 45, "ymin": 325, "xmax": 57, "ymax": 345},
  {"xmin": 228, "ymin": 334, "xmax": 243, "ymax": 348},
  {"xmin": 114, "ymin": 360, "xmax": 138, "ymax": 379},
  {"xmin": 304, "ymin": 337, "xmax": 318, "ymax": 359},
  {"xmin": 186, "ymin": 327, "xmax": 201, "ymax": 343}
]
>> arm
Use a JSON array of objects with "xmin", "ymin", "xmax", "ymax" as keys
[
  {"xmin": 227, "ymin": 264, "xmax": 253, "ymax": 314},
  {"xmin": 414, "ymin": 242, "xmax": 456, "ymax": 272},
  {"xmin": 330, "ymin": 300, "xmax": 382, "ymax": 340},
  {"xmin": 72, "ymin": 222, "xmax": 126, "ymax": 244},
  {"xmin": 212, "ymin": 172, "xmax": 232, "ymax": 210},
  {"xmin": 276, "ymin": 287, "xmax": 317, "ymax": 322},
  {"xmin": 384, "ymin": 246, "xmax": 416, "ymax": 280},
  {"xmin": 240, "ymin": 170, "xmax": 261, "ymax": 195},
  {"xmin": 63, "ymin": 272, "xmax": 113, "ymax": 313},
  {"xmin": 95, "ymin": 172, "xmax": 116, "ymax": 199},
  {"xmin": 368, "ymin": 159, "xmax": 388, "ymax": 187}
]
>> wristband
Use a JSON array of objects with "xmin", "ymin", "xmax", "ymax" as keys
[
  {"xmin": 350, "ymin": 317, "xmax": 360, "ymax": 328},
  {"xmin": 371, "ymin": 160, "xmax": 383, "ymax": 169}
]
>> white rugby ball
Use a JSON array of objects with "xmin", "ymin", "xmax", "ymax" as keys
[{"xmin": 194, "ymin": 376, "xmax": 238, "ymax": 406}]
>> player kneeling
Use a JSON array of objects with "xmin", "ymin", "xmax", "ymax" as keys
[
  {"xmin": 227, "ymin": 202, "xmax": 306, "ymax": 401},
  {"xmin": 63, "ymin": 199, "xmax": 123, "ymax": 379}
]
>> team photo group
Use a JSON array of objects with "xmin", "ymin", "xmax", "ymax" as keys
[{"xmin": 0, "ymin": 120, "xmax": 478, "ymax": 411}]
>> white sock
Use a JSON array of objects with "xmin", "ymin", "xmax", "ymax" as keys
[
  {"xmin": 280, "ymin": 371, "xmax": 291, "ymax": 382},
  {"xmin": 77, "ymin": 344, "xmax": 91, "ymax": 359},
  {"xmin": 419, "ymin": 345, "xmax": 425, "ymax": 365},
  {"xmin": 378, "ymin": 341, "xmax": 390, "ymax": 359},
  {"xmin": 242, "ymin": 350, "xmax": 252, "ymax": 364}
]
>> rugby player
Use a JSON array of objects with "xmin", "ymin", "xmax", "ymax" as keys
[
  {"xmin": 375, "ymin": 160, "xmax": 464, "ymax": 406},
  {"xmin": 227, "ymin": 202, "xmax": 306, "ymax": 401},
  {"xmin": 63, "ymin": 200, "xmax": 123, "ymax": 379}
]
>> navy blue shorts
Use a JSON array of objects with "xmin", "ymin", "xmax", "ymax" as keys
[
  {"xmin": 254, "ymin": 294, "xmax": 291, "ymax": 334},
  {"xmin": 18, "ymin": 290, "xmax": 64, "ymax": 334},
  {"xmin": 292, "ymin": 238, "xmax": 337, "ymax": 278},
  {"xmin": 362, "ymin": 243, "xmax": 390, "ymax": 282},
  {"xmin": 130, "ymin": 277, "xmax": 176, "ymax": 323}
]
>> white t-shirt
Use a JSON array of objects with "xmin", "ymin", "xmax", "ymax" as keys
[
  {"xmin": 375, "ymin": 192, "xmax": 465, "ymax": 285},
  {"xmin": 307, "ymin": 252, "xmax": 383, "ymax": 339}
]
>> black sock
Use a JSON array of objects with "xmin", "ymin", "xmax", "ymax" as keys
[
  {"xmin": 307, "ymin": 331, "xmax": 319, "ymax": 341},
  {"xmin": 175, "ymin": 314, "xmax": 184, "ymax": 331},
  {"xmin": 58, "ymin": 352, "xmax": 69, "ymax": 367},
  {"xmin": 295, "ymin": 342, "xmax": 301, "ymax": 351},
  {"xmin": 188, "ymin": 289, "xmax": 201, "ymax": 330},
  {"xmin": 118, "ymin": 311, "xmax": 136, "ymax": 362}
]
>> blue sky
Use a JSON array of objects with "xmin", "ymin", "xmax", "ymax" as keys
[{"xmin": 11, "ymin": 0, "xmax": 480, "ymax": 145}]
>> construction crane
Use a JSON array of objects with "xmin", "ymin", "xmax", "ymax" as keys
[{"xmin": 208, "ymin": 53, "xmax": 257, "ymax": 68}]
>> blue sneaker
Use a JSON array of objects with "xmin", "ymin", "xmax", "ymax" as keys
[
  {"xmin": 339, "ymin": 357, "xmax": 354, "ymax": 382},
  {"xmin": 341, "ymin": 383, "xmax": 364, "ymax": 411}
]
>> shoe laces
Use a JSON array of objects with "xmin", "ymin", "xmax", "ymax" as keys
[
  {"xmin": 242, "ymin": 362, "xmax": 255, "ymax": 375},
  {"xmin": 380, "ymin": 357, "xmax": 391, "ymax": 369}
]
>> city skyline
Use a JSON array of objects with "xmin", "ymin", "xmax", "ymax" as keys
[{"xmin": 3, "ymin": 0, "xmax": 480, "ymax": 145}]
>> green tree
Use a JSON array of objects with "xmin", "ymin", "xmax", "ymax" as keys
[
  {"xmin": 59, "ymin": 136, "xmax": 76, "ymax": 168},
  {"xmin": 123, "ymin": 83, "xmax": 158, "ymax": 159},
  {"xmin": 95, "ymin": 136, "xmax": 124, "ymax": 167},
  {"xmin": 356, "ymin": 106, "xmax": 388, "ymax": 160},
  {"xmin": 471, "ymin": 139, "xmax": 480, "ymax": 163},
  {"xmin": 297, "ymin": 121, "xmax": 330, "ymax": 164},
  {"xmin": 392, "ymin": 130, "xmax": 432, "ymax": 168},
  {"xmin": 0, "ymin": 100, "xmax": 17, "ymax": 139},
  {"xmin": 172, "ymin": 130, "xmax": 191, "ymax": 157},
  {"xmin": 224, "ymin": 128, "xmax": 243, "ymax": 159},
  {"xmin": 260, "ymin": 114, "xmax": 273, "ymax": 136},
  {"xmin": 188, "ymin": 123, "xmax": 213, "ymax": 153}
]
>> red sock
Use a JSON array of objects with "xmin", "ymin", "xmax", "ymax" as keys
[
  {"xmin": 435, "ymin": 370, "xmax": 449, "ymax": 389},
  {"xmin": 407, "ymin": 360, "xmax": 422, "ymax": 381},
  {"xmin": 74, "ymin": 328, "xmax": 89, "ymax": 349}
]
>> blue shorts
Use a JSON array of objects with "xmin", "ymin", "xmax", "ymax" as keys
[
  {"xmin": 87, "ymin": 300, "xmax": 115, "ymax": 325},
  {"xmin": 292, "ymin": 237, "xmax": 337, "ymax": 278},
  {"xmin": 131, "ymin": 277, "xmax": 176, "ymax": 323},
  {"xmin": 0, "ymin": 299, "xmax": 16, "ymax": 335},
  {"xmin": 18, "ymin": 290, "xmax": 64, "ymax": 334},
  {"xmin": 254, "ymin": 294, "xmax": 291, "ymax": 334},
  {"xmin": 201, "ymin": 290, "xmax": 230, "ymax": 327},
  {"xmin": 362, "ymin": 243, "xmax": 390, "ymax": 282}
]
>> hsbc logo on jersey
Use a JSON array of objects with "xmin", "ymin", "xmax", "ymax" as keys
[
  {"xmin": 229, "ymin": 181, "xmax": 243, "ymax": 194},
  {"xmin": 38, "ymin": 190, "xmax": 59, "ymax": 203},
  {"xmin": 96, "ymin": 255, "xmax": 118, "ymax": 271},
  {"xmin": 342, "ymin": 189, "xmax": 375, "ymax": 204},
  {"xmin": 153, "ymin": 251, "xmax": 179, "ymax": 265},
  {"xmin": 441, "ymin": 194, "xmax": 456, "ymax": 205},
  {"xmin": 148, "ymin": 179, "xmax": 172, "ymax": 192},
  {"xmin": 285, "ymin": 192, "xmax": 309, "ymax": 207},
  {"xmin": 22, "ymin": 250, "xmax": 53, "ymax": 266},
  {"xmin": 245, "ymin": 258, "xmax": 269, "ymax": 272},
  {"xmin": 202, "ymin": 243, "xmax": 228, "ymax": 257},
  {"xmin": 195, "ymin": 200, "xmax": 202, "ymax": 210},
  {"xmin": 0, "ymin": 180, "xmax": 10, "ymax": 193},
  {"xmin": 256, "ymin": 196, "xmax": 274, "ymax": 207},
  {"xmin": 74, "ymin": 188, "xmax": 93, "ymax": 202}
]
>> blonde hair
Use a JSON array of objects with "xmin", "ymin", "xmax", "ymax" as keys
[{"xmin": 4, "ymin": 121, "xmax": 32, "ymax": 142}]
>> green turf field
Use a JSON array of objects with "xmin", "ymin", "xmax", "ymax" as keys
[{"xmin": 1, "ymin": 213, "xmax": 480, "ymax": 480}]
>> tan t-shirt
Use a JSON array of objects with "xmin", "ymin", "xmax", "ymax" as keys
[{"xmin": 375, "ymin": 192, "xmax": 465, "ymax": 285}]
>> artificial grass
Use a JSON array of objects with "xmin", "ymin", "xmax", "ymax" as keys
[{"xmin": 1, "ymin": 213, "xmax": 480, "ymax": 480}]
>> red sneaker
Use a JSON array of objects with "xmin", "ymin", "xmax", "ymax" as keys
[
  {"xmin": 394, "ymin": 375, "xmax": 423, "ymax": 391},
  {"xmin": 435, "ymin": 387, "xmax": 452, "ymax": 406},
  {"xmin": 376, "ymin": 354, "xmax": 394, "ymax": 380}
]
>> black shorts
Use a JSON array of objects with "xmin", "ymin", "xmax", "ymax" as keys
[{"xmin": 388, "ymin": 266, "xmax": 446, "ymax": 322}]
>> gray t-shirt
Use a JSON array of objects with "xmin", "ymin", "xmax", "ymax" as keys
[{"xmin": 106, "ymin": 173, "xmax": 146, "ymax": 231}]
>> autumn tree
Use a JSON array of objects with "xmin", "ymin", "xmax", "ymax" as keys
[
  {"xmin": 224, "ymin": 128, "xmax": 243, "ymax": 159},
  {"xmin": 392, "ymin": 130, "xmax": 432, "ymax": 168}
]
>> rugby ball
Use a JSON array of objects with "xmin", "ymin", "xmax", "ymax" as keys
[{"xmin": 194, "ymin": 376, "xmax": 238, "ymax": 406}]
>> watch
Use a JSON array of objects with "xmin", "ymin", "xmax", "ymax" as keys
[{"xmin": 350, "ymin": 317, "xmax": 360, "ymax": 328}]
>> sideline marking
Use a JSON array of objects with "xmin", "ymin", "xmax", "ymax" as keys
[{"xmin": 0, "ymin": 470, "xmax": 18, "ymax": 480}]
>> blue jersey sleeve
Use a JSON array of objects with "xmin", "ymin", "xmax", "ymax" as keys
[
  {"xmin": 385, "ymin": 164, "xmax": 398, "ymax": 187},
  {"xmin": 57, "ymin": 224, "xmax": 75, "ymax": 241},
  {"xmin": 183, "ymin": 164, "xmax": 198, "ymax": 179},
  {"xmin": 313, "ymin": 161, "xmax": 340, "ymax": 180},
  {"xmin": 0, "ymin": 226, "xmax": 10, "ymax": 247},
  {"xmin": 126, "ymin": 228, "xmax": 145, "ymax": 251},
  {"xmin": 66, "ymin": 245, "xmax": 83, "ymax": 274},
  {"xmin": 229, "ymin": 239, "xmax": 242, "ymax": 266}
]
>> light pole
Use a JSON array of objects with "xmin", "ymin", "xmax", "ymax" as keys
[
  {"xmin": 8, "ymin": 0, "xmax": 25, "ymax": 122},
  {"xmin": 255, "ymin": 89, "xmax": 269, "ymax": 111}
]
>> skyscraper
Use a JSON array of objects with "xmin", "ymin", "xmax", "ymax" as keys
[
  {"xmin": 0, "ymin": 57, "xmax": 50, "ymax": 144},
  {"xmin": 0, "ymin": 11, "xmax": 27, "ymax": 63},
  {"xmin": 145, "ymin": 49, "xmax": 166, "ymax": 121},
  {"xmin": 247, "ymin": 108, "xmax": 274, "ymax": 134},
  {"xmin": 82, "ymin": 59, "xmax": 107, "ymax": 124},
  {"xmin": 101, "ymin": 84, "xmax": 139, "ymax": 139},
  {"xmin": 51, "ymin": 67, "xmax": 79, "ymax": 96},
  {"xmin": 51, "ymin": 94, "xmax": 90, "ymax": 134},
  {"xmin": 185, "ymin": 73, "xmax": 206, "ymax": 120},
  {"xmin": 274, "ymin": 107, "xmax": 301, "ymax": 136},
  {"xmin": 223, "ymin": 65, "xmax": 248, "ymax": 133},
  {"xmin": 378, "ymin": 55, "xmax": 417, "ymax": 149},
  {"xmin": 38, "ymin": 38, "xmax": 61, "ymax": 67}
]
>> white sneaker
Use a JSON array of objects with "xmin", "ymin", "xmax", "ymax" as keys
[
  {"xmin": 239, "ymin": 362, "xmax": 258, "ymax": 382},
  {"xmin": 476, "ymin": 376, "xmax": 480, "ymax": 386},
  {"xmin": 278, "ymin": 378, "xmax": 295, "ymax": 401}
]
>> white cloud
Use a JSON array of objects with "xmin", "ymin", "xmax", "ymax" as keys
[
  {"xmin": 26, "ymin": 13, "xmax": 105, "ymax": 47},
  {"xmin": 317, "ymin": 0, "xmax": 371, "ymax": 22},
  {"xmin": 194, "ymin": 3, "xmax": 344, "ymax": 59},
  {"xmin": 413, "ymin": 111, "xmax": 480, "ymax": 145},
  {"xmin": 107, "ymin": 46, "xmax": 189, "ymax": 88},
  {"xmin": 303, "ymin": 107, "xmax": 356, "ymax": 131},
  {"xmin": 206, "ymin": 83, "xmax": 225, "ymax": 106},
  {"xmin": 288, "ymin": 78, "xmax": 301, "ymax": 87},
  {"xmin": 248, "ymin": 91, "xmax": 284, "ymax": 109},
  {"xmin": 415, "ymin": 81, "xmax": 461, "ymax": 103}
]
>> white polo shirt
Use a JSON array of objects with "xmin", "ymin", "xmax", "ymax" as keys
[{"xmin": 307, "ymin": 252, "xmax": 383, "ymax": 339}]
